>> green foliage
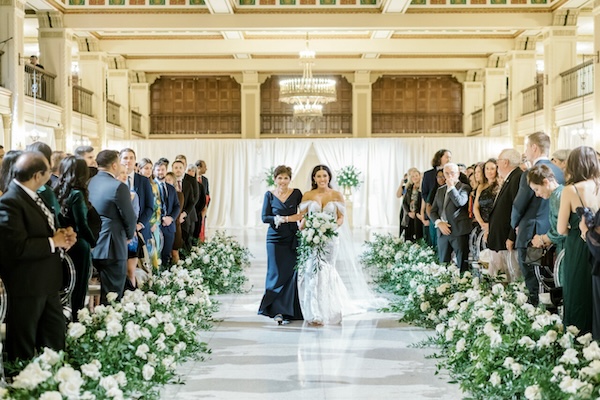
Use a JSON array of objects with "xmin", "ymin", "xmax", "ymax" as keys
[{"xmin": 336, "ymin": 165, "xmax": 362, "ymax": 189}]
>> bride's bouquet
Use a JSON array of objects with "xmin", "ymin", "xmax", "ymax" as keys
[{"xmin": 296, "ymin": 212, "xmax": 339, "ymax": 274}]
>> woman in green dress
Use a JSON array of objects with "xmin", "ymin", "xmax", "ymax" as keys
[
  {"xmin": 54, "ymin": 156, "xmax": 98, "ymax": 320},
  {"xmin": 557, "ymin": 146, "xmax": 600, "ymax": 334}
]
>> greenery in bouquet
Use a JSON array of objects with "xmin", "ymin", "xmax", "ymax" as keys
[
  {"xmin": 336, "ymin": 165, "xmax": 362, "ymax": 189},
  {"xmin": 184, "ymin": 231, "xmax": 252, "ymax": 295},
  {"xmin": 296, "ymin": 212, "xmax": 339, "ymax": 274},
  {"xmin": 263, "ymin": 166, "xmax": 276, "ymax": 187}
]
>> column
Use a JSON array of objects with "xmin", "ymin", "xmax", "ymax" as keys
[
  {"xmin": 462, "ymin": 70, "xmax": 483, "ymax": 135},
  {"xmin": 351, "ymin": 71, "xmax": 374, "ymax": 138},
  {"xmin": 237, "ymin": 71, "xmax": 262, "ymax": 139},
  {"xmin": 542, "ymin": 23, "xmax": 577, "ymax": 149},
  {"xmin": 130, "ymin": 71, "xmax": 150, "ymax": 138},
  {"xmin": 38, "ymin": 11, "xmax": 74, "ymax": 151},
  {"xmin": 107, "ymin": 56, "xmax": 129, "ymax": 139},
  {"xmin": 0, "ymin": 0, "xmax": 26, "ymax": 149},
  {"xmin": 483, "ymin": 65, "xmax": 507, "ymax": 135},
  {"xmin": 506, "ymin": 48, "xmax": 537, "ymax": 140},
  {"xmin": 77, "ymin": 37, "xmax": 108, "ymax": 148},
  {"xmin": 593, "ymin": 1, "xmax": 600, "ymax": 149}
]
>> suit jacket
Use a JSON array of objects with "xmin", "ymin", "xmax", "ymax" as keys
[
  {"xmin": 183, "ymin": 174, "xmax": 199, "ymax": 223},
  {"xmin": 158, "ymin": 181, "xmax": 180, "ymax": 234},
  {"xmin": 38, "ymin": 182, "xmax": 61, "ymax": 228},
  {"xmin": 89, "ymin": 171, "xmax": 137, "ymax": 260},
  {"xmin": 0, "ymin": 181, "xmax": 62, "ymax": 296},
  {"xmin": 487, "ymin": 167, "xmax": 523, "ymax": 251},
  {"xmin": 511, "ymin": 159, "xmax": 565, "ymax": 248},
  {"xmin": 195, "ymin": 180, "xmax": 207, "ymax": 214},
  {"xmin": 201, "ymin": 175, "xmax": 210, "ymax": 197},
  {"xmin": 133, "ymin": 173, "xmax": 155, "ymax": 240},
  {"xmin": 430, "ymin": 181, "xmax": 472, "ymax": 237},
  {"xmin": 180, "ymin": 176, "xmax": 197, "ymax": 229}
]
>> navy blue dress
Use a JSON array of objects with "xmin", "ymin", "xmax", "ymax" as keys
[{"xmin": 258, "ymin": 189, "xmax": 303, "ymax": 320}]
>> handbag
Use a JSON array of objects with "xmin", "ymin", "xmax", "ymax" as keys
[{"xmin": 525, "ymin": 244, "xmax": 555, "ymax": 266}]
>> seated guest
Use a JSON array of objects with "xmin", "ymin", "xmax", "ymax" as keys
[{"xmin": 0, "ymin": 152, "xmax": 76, "ymax": 362}]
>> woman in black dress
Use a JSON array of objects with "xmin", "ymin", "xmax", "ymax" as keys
[
  {"xmin": 258, "ymin": 165, "xmax": 303, "ymax": 324},
  {"xmin": 473, "ymin": 159, "xmax": 499, "ymax": 235},
  {"xmin": 402, "ymin": 168, "xmax": 423, "ymax": 242}
]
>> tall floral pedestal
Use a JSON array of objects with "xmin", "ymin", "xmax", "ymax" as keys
[{"xmin": 343, "ymin": 186, "xmax": 353, "ymax": 228}]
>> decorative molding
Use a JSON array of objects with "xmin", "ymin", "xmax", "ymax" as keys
[{"xmin": 37, "ymin": 11, "xmax": 64, "ymax": 28}]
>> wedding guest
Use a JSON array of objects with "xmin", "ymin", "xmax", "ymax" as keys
[
  {"xmin": 557, "ymin": 146, "xmax": 600, "ymax": 335},
  {"xmin": 187, "ymin": 164, "xmax": 206, "ymax": 242},
  {"xmin": 424, "ymin": 169, "xmax": 446, "ymax": 249},
  {"xmin": 54, "ymin": 156, "xmax": 98, "ymax": 320},
  {"xmin": 421, "ymin": 149, "xmax": 451, "ymax": 246},
  {"xmin": 26, "ymin": 142, "xmax": 61, "ymax": 223},
  {"xmin": 465, "ymin": 164, "xmax": 475, "ymax": 178},
  {"xmin": 402, "ymin": 168, "xmax": 423, "ymax": 242},
  {"xmin": 551, "ymin": 149, "xmax": 570, "ymax": 172},
  {"xmin": 89, "ymin": 150, "xmax": 136, "ymax": 304},
  {"xmin": 75, "ymin": 145, "xmax": 98, "ymax": 178},
  {"xmin": 582, "ymin": 203, "xmax": 600, "ymax": 340},
  {"xmin": 511, "ymin": 132, "xmax": 564, "ymax": 305},
  {"xmin": 430, "ymin": 163, "xmax": 472, "ymax": 272},
  {"xmin": 175, "ymin": 155, "xmax": 199, "ymax": 248},
  {"xmin": 487, "ymin": 149, "xmax": 522, "ymax": 280},
  {"xmin": 165, "ymin": 171, "xmax": 184, "ymax": 263},
  {"xmin": 528, "ymin": 165, "xmax": 564, "ymax": 283},
  {"xmin": 0, "ymin": 152, "xmax": 76, "ymax": 362},
  {"xmin": 396, "ymin": 172, "xmax": 409, "ymax": 237},
  {"xmin": 50, "ymin": 150, "xmax": 66, "ymax": 187},
  {"xmin": 0, "ymin": 150, "xmax": 23, "ymax": 195},
  {"xmin": 259, "ymin": 165, "xmax": 303, "ymax": 324},
  {"xmin": 154, "ymin": 162, "xmax": 180, "ymax": 268},
  {"xmin": 138, "ymin": 158, "xmax": 162, "ymax": 270},
  {"xmin": 473, "ymin": 159, "xmax": 499, "ymax": 235},
  {"xmin": 196, "ymin": 159, "xmax": 210, "ymax": 242}
]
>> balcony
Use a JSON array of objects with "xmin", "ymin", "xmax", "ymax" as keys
[
  {"xmin": 522, "ymin": 83, "xmax": 543, "ymax": 115},
  {"xmin": 24, "ymin": 64, "xmax": 56, "ymax": 104},
  {"xmin": 493, "ymin": 98, "xmax": 508, "ymax": 125},
  {"xmin": 131, "ymin": 110, "xmax": 142, "ymax": 134},
  {"xmin": 471, "ymin": 109, "xmax": 482, "ymax": 132},
  {"xmin": 560, "ymin": 60, "xmax": 593, "ymax": 103},
  {"xmin": 72, "ymin": 85, "xmax": 94, "ymax": 117},
  {"xmin": 151, "ymin": 114, "xmax": 241, "ymax": 135},
  {"xmin": 106, "ymin": 99, "xmax": 121, "ymax": 126}
]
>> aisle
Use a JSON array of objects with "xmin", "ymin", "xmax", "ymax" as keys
[{"xmin": 160, "ymin": 228, "xmax": 463, "ymax": 400}]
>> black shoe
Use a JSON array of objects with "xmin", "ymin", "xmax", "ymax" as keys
[{"xmin": 274, "ymin": 314, "xmax": 283, "ymax": 325}]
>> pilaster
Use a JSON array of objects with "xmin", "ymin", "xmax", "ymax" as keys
[
  {"xmin": 130, "ymin": 71, "xmax": 150, "ymax": 138},
  {"xmin": 237, "ymin": 71, "xmax": 263, "ymax": 139},
  {"xmin": 463, "ymin": 70, "xmax": 483, "ymax": 135},
  {"xmin": 483, "ymin": 66, "xmax": 507, "ymax": 135},
  {"xmin": 506, "ymin": 49, "xmax": 537, "ymax": 140},
  {"xmin": 77, "ymin": 43, "xmax": 108, "ymax": 148},
  {"xmin": 108, "ymin": 57, "xmax": 130, "ymax": 139},
  {"xmin": 351, "ymin": 71, "xmax": 374, "ymax": 138}
]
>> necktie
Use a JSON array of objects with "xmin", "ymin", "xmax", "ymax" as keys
[
  {"xmin": 178, "ymin": 180, "xmax": 182, "ymax": 192},
  {"xmin": 440, "ymin": 190, "xmax": 450, "ymax": 222},
  {"xmin": 35, "ymin": 196, "xmax": 55, "ymax": 233},
  {"xmin": 160, "ymin": 182, "xmax": 168, "ymax": 215},
  {"xmin": 128, "ymin": 176, "xmax": 133, "ymax": 190}
]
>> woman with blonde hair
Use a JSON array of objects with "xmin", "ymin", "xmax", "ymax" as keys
[{"xmin": 402, "ymin": 167, "xmax": 423, "ymax": 242}]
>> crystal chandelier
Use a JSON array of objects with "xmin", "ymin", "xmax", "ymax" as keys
[{"xmin": 279, "ymin": 41, "xmax": 336, "ymax": 128}]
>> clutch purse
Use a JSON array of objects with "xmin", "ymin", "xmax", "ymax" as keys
[{"xmin": 525, "ymin": 244, "xmax": 554, "ymax": 266}]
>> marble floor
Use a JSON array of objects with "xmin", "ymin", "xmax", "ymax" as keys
[{"xmin": 160, "ymin": 228, "xmax": 464, "ymax": 400}]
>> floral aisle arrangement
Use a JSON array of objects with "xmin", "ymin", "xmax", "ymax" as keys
[
  {"xmin": 185, "ymin": 231, "xmax": 252, "ymax": 295},
  {"xmin": 336, "ymin": 165, "xmax": 362, "ymax": 189},
  {"xmin": 361, "ymin": 235, "xmax": 600, "ymax": 400},
  {"xmin": 296, "ymin": 212, "xmax": 338, "ymax": 273},
  {"xmin": 2, "ymin": 264, "xmax": 217, "ymax": 400}
]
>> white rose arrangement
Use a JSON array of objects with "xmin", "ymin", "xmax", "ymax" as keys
[{"xmin": 296, "ymin": 212, "xmax": 338, "ymax": 274}]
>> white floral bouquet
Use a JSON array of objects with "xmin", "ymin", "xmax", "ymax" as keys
[
  {"xmin": 336, "ymin": 165, "xmax": 362, "ymax": 189},
  {"xmin": 296, "ymin": 212, "xmax": 338, "ymax": 273}
]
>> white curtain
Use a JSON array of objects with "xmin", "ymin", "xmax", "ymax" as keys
[{"xmin": 108, "ymin": 137, "xmax": 512, "ymax": 229}]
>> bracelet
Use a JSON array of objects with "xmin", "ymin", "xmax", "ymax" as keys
[{"xmin": 285, "ymin": 216, "xmax": 289, "ymax": 223}]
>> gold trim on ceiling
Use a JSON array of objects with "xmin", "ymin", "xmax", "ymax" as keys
[
  {"xmin": 390, "ymin": 33, "xmax": 517, "ymax": 39},
  {"xmin": 405, "ymin": 7, "xmax": 552, "ymax": 13},
  {"xmin": 62, "ymin": 8, "xmax": 211, "ymax": 15},
  {"xmin": 251, "ymin": 54, "xmax": 362, "ymax": 58},
  {"xmin": 125, "ymin": 55, "xmax": 235, "ymax": 60},
  {"xmin": 378, "ymin": 54, "xmax": 488, "ymax": 58},
  {"xmin": 97, "ymin": 34, "xmax": 224, "ymax": 40},
  {"xmin": 243, "ymin": 33, "xmax": 372, "ymax": 39}
]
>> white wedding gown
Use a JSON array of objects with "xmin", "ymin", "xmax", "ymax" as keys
[{"xmin": 298, "ymin": 200, "xmax": 387, "ymax": 325}]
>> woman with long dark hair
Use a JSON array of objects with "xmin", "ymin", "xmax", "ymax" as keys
[
  {"xmin": 0, "ymin": 150, "xmax": 23, "ymax": 195},
  {"xmin": 54, "ymin": 156, "xmax": 98, "ymax": 319}
]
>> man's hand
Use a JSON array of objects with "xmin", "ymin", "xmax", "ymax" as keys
[
  {"xmin": 506, "ymin": 239, "xmax": 514, "ymax": 251},
  {"xmin": 53, "ymin": 228, "xmax": 77, "ymax": 250},
  {"xmin": 179, "ymin": 211, "xmax": 187, "ymax": 224},
  {"xmin": 136, "ymin": 223, "xmax": 143, "ymax": 231},
  {"xmin": 162, "ymin": 216, "xmax": 174, "ymax": 227},
  {"xmin": 438, "ymin": 221, "xmax": 452, "ymax": 235}
]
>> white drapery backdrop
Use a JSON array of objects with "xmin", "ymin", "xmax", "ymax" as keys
[{"xmin": 108, "ymin": 137, "xmax": 512, "ymax": 229}]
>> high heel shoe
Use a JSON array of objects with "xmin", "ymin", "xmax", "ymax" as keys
[{"xmin": 274, "ymin": 314, "xmax": 283, "ymax": 325}]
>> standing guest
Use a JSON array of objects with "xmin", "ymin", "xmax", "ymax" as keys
[
  {"xmin": 396, "ymin": 172, "xmax": 409, "ymax": 237},
  {"xmin": 0, "ymin": 152, "xmax": 76, "ymax": 362},
  {"xmin": 49, "ymin": 150, "xmax": 66, "ymax": 187},
  {"xmin": 26, "ymin": 142, "xmax": 61, "ymax": 223},
  {"xmin": 430, "ymin": 163, "xmax": 472, "ymax": 272},
  {"xmin": 259, "ymin": 165, "xmax": 303, "ymax": 324},
  {"xmin": 54, "ymin": 156, "xmax": 98, "ymax": 320},
  {"xmin": 154, "ymin": 162, "xmax": 180, "ymax": 268},
  {"xmin": 165, "ymin": 171, "xmax": 184, "ymax": 264},
  {"xmin": 487, "ymin": 149, "xmax": 523, "ymax": 280},
  {"xmin": 528, "ymin": 165, "xmax": 565, "ymax": 282},
  {"xmin": 421, "ymin": 149, "xmax": 452, "ymax": 246},
  {"xmin": 74, "ymin": 145, "xmax": 98, "ymax": 178},
  {"xmin": 196, "ymin": 159, "xmax": 210, "ymax": 242},
  {"xmin": 0, "ymin": 145, "xmax": 5, "ymax": 163},
  {"xmin": 175, "ymin": 155, "xmax": 199, "ymax": 247},
  {"xmin": 138, "ymin": 158, "xmax": 162, "ymax": 270},
  {"xmin": 116, "ymin": 164, "xmax": 141, "ymax": 289},
  {"xmin": 29, "ymin": 55, "xmax": 44, "ymax": 69},
  {"xmin": 465, "ymin": 164, "xmax": 475, "ymax": 178},
  {"xmin": 425, "ymin": 169, "xmax": 446, "ymax": 249},
  {"xmin": 187, "ymin": 164, "xmax": 206, "ymax": 242},
  {"xmin": 511, "ymin": 132, "xmax": 564, "ymax": 305},
  {"xmin": 172, "ymin": 159, "xmax": 195, "ymax": 251},
  {"xmin": 557, "ymin": 146, "xmax": 600, "ymax": 335},
  {"xmin": 551, "ymin": 149, "xmax": 571, "ymax": 172},
  {"xmin": 473, "ymin": 159, "xmax": 499, "ymax": 235},
  {"xmin": 402, "ymin": 168, "xmax": 424, "ymax": 242},
  {"xmin": 89, "ymin": 150, "xmax": 136, "ymax": 305},
  {"xmin": 457, "ymin": 163, "xmax": 467, "ymax": 176},
  {"xmin": 582, "ymin": 202, "xmax": 600, "ymax": 340},
  {"xmin": 0, "ymin": 150, "xmax": 23, "ymax": 195}
]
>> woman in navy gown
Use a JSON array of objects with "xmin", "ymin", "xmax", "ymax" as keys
[{"xmin": 259, "ymin": 165, "xmax": 303, "ymax": 324}]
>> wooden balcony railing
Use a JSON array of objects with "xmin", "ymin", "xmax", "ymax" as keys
[
  {"xmin": 493, "ymin": 98, "xmax": 508, "ymax": 124},
  {"xmin": 471, "ymin": 108, "xmax": 483, "ymax": 132},
  {"xmin": 522, "ymin": 83, "xmax": 544, "ymax": 115},
  {"xmin": 560, "ymin": 60, "xmax": 594, "ymax": 103},
  {"xmin": 106, "ymin": 99, "xmax": 121, "ymax": 126},
  {"xmin": 131, "ymin": 110, "xmax": 142, "ymax": 133},
  {"xmin": 72, "ymin": 85, "xmax": 94, "ymax": 117},
  {"xmin": 24, "ymin": 64, "xmax": 56, "ymax": 104},
  {"xmin": 261, "ymin": 114, "xmax": 351, "ymax": 135},
  {"xmin": 150, "ymin": 114, "xmax": 241, "ymax": 135},
  {"xmin": 372, "ymin": 112, "xmax": 463, "ymax": 134}
]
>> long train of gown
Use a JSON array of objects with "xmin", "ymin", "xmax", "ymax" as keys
[{"xmin": 298, "ymin": 201, "xmax": 386, "ymax": 324}]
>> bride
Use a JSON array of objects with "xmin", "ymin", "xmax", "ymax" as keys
[{"xmin": 298, "ymin": 165, "xmax": 385, "ymax": 325}]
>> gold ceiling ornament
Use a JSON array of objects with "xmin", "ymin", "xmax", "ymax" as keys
[{"xmin": 279, "ymin": 37, "xmax": 336, "ymax": 131}]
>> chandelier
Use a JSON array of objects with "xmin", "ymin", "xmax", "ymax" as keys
[{"xmin": 279, "ymin": 42, "xmax": 336, "ymax": 127}]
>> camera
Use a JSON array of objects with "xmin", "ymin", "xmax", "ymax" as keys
[{"xmin": 576, "ymin": 206, "xmax": 595, "ymax": 230}]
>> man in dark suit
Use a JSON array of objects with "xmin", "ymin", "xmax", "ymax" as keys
[
  {"xmin": 510, "ymin": 132, "xmax": 565, "ymax": 305},
  {"xmin": 26, "ymin": 142, "xmax": 61, "ymax": 223},
  {"xmin": 120, "ymin": 148, "xmax": 154, "ymax": 243},
  {"xmin": 430, "ymin": 163, "xmax": 472, "ymax": 272},
  {"xmin": 172, "ymin": 159, "xmax": 197, "ymax": 250},
  {"xmin": 175, "ymin": 155, "xmax": 199, "ymax": 246},
  {"xmin": 154, "ymin": 161, "xmax": 180, "ymax": 267},
  {"xmin": 487, "ymin": 149, "xmax": 523, "ymax": 277},
  {"xmin": 420, "ymin": 149, "xmax": 451, "ymax": 247},
  {"xmin": 0, "ymin": 152, "xmax": 76, "ymax": 362},
  {"xmin": 89, "ymin": 150, "xmax": 137, "ymax": 304},
  {"xmin": 196, "ymin": 159, "xmax": 210, "ymax": 242}
]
